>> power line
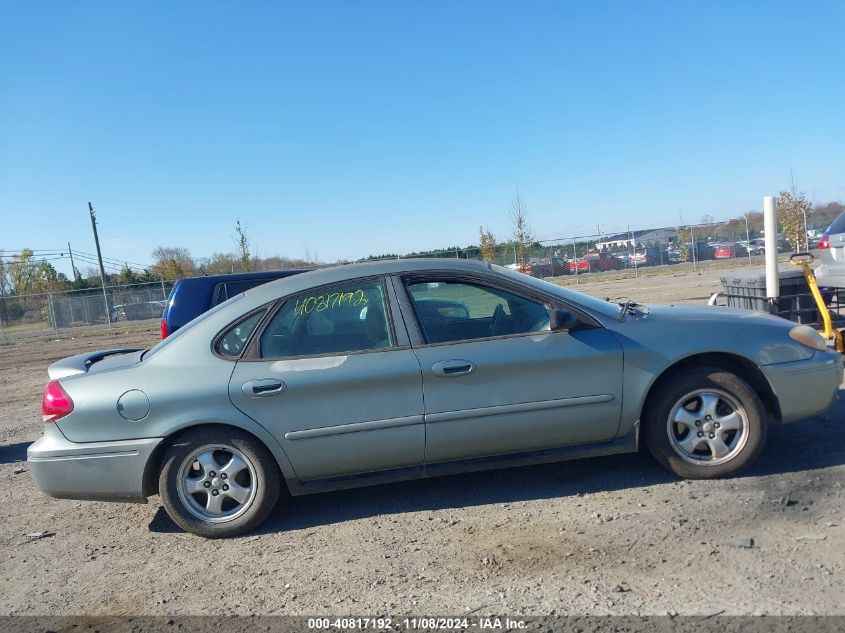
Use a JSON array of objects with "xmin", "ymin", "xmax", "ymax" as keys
[
  {"xmin": 73, "ymin": 249, "xmax": 153, "ymax": 270},
  {"xmin": 71, "ymin": 253, "xmax": 135, "ymax": 273},
  {"xmin": 0, "ymin": 247, "xmax": 153, "ymax": 271},
  {"xmin": 0, "ymin": 248, "xmax": 67, "ymax": 253}
]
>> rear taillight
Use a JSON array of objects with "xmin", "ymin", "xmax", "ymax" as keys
[
  {"xmin": 42, "ymin": 380, "xmax": 74, "ymax": 423},
  {"xmin": 160, "ymin": 320, "xmax": 168, "ymax": 339},
  {"xmin": 819, "ymin": 235, "xmax": 830, "ymax": 250}
]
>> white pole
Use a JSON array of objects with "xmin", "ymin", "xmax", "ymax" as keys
[
  {"xmin": 764, "ymin": 196, "xmax": 779, "ymax": 299},
  {"xmin": 744, "ymin": 214, "xmax": 752, "ymax": 266}
]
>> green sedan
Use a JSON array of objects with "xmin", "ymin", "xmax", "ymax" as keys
[{"xmin": 29, "ymin": 259, "xmax": 842, "ymax": 537}]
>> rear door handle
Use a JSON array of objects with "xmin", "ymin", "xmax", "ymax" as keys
[
  {"xmin": 242, "ymin": 379, "xmax": 286, "ymax": 397},
  {"xmin": 431, "ymin": 360, "xmax": 475, "ymax": 377}
]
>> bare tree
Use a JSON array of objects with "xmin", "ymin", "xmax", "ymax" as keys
[
  {"xmin": 478, "ymin": 227, "xmax": 498, "ymax": 263},
  {"xmin": 203, "ymin": 252, "xmax": 238, "ymax": 274},
  {"xmin": 0, "ymin": 250, "xmax": 10, "ymax": 296},
  {"xmin": 234, "ymin": 219, "xmax": 252, "ymax": 272},
  {"xmin": 508, "ymin": 193, "xmax": 534, "ymax": 266},
  {"xmin": 151, "ymin": 246, "xmax": 195, "ymax": 280}
]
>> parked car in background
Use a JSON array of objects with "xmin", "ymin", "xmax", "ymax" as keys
[
  {"xmin": 816, "ymin": 211, "xmax": 845, "ymax": 288},
  {"xmin": 743, "ymin": 240, "xmax": 763, "ymax": 255},
  {"xmin": 748, "ymin": 237, "xmax": 791, "ymax": 256},
  {"xmin": 615, "ymin": 252, "xmax": 632, "ymax": 267},
  {"xmin": 714, "ymin": 243, "xmax": 749, "ymax": 259},
  {"xmin": 631, "ymin": 246, "xmax": 669, "ymax": 266},
  {"xmin": 110, "ymin": 300, "xmax": 167, "ymax": 323},
  {"xmin": 524, "ymin": 257, "xmax": 568, "ymax": 278},
  {"xmin": 692, "ymin": 241, "xmax": 716, "ymax": 261},
  {"xmin": 29, "ymin": 259, "xmax": 842, "ymax": 537},
  {"xmin": 160, "ymin": 269, "xmax": 310, "ymax": 338},
  {"xmin": 570, "ymin": 252, "xmax": 624, "ymax": 273}
]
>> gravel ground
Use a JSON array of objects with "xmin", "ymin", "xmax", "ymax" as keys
[{"xmin": 1, "ymin": 272, "xmax": 843, "ymax": 616}]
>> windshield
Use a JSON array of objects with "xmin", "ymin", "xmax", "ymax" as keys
[
  {"xmin": 142, "ymin": 293, "xmax": 246, "ymax": 360},
  {"xmin": 827, "ymin": 211, "xmax": 845, "ymax": 236},
  {"xmin": 490, "ymin": 264, "xmax": 623, "ymax": 318}
]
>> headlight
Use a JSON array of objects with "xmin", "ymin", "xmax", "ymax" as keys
[{"xmin": 789, "ymin": 325, "xmax": 826, "ymax": 351}]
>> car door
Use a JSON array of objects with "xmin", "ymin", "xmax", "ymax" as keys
[
  {"xmin": 396, "ymin": 273, "xmax": 623, "ymax": 464},
  {"xmin": 228, "ymin": 276, "xmax": 425, "ymax": 481}
]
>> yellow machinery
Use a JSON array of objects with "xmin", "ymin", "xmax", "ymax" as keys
[{"xmin": 790, "ymin": 253, "xmax": 844, "ymax": 352}]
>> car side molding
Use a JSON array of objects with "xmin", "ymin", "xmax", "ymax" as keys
[{"xmin": 286, "ymin": 421, "xmax": 639, "ymax": 496}]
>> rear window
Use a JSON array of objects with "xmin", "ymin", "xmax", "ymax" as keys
[
  {"xmin": 212, "ymin": 280, "xmax": 271, "ymax": 306},
  {"xmin": 827, "ymin": 212, "xmax": 845, "ymax": 236}
]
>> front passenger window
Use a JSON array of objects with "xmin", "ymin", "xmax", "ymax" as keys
[
  {"xmin": 406, "ymin": 280, "xmax": 550, "ymax": 344},
  {"xmin": 259, "ymin": 279, "xmax": 394, "ymax": 358}
]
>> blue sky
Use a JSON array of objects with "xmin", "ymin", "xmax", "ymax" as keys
[{"xmin": 1, "ymin": 1, "xmax": 843, "ymax": 273}]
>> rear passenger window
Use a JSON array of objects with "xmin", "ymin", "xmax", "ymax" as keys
[
  {"xmin": 258, "ymin": 279, "xmax": 394, "ymax": 358},
  {"xmin": 212, "ymin": 280, "xmax": 269, "ymax": 306},
  {"xmin": 216, "ymin": 311, "xmax": 266, "ymax": 358}
]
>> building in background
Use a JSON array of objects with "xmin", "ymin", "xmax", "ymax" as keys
[{"xmin": 596, "ymin": 228, "xmax": 677, "ymax": 250}]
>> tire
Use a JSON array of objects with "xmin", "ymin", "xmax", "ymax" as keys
[
  {"xmin": 159, "ymin": 427, "xmax": 281, "ymax": 538},
  {"xmin": 642, "ymin": 367, "xmax": 767, "ymax": 479}
]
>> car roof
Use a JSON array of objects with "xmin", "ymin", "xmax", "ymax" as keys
[
  {"xmin": 174, "ymin": 269, "xmax": 312, "ymax": 286},
  {"xmin": 244, "ymin": 258, "xmax": 499, "ymax": 301}
]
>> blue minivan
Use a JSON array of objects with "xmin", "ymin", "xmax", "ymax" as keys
[{"xmin": 160, "ymin": 269, "xmax": 310, "ymax": 338}]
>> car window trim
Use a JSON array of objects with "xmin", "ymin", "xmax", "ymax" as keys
[
  {"xmin": 388, "ymin": 274, "xmax": 423, "ymax": 344},
  {"xmin": 211, "ymin": 302, "xmax": 276, "ymax": 361},
  {"xmin": 384, "ymin": 275, "xmax": 412, "ymax": 347},
  {"xmin": 396, "ymin": 270, "xmax": 600, "ymax": 347},
  {"xmin": 242, "ymin": 275, "xmax": 403, "ymax": 362}
]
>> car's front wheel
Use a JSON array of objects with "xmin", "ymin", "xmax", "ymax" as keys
[
  {"xmin": 643, "ymin": 367, "xmax": 767, "ymax": 479},
  {"xmin": 159, "ymin": 428, "xmax": 281, "ymax": 538}
]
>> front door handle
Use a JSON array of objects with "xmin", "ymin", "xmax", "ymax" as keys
[
  {"xmin": 431, "ymin": 360, "xmax": 476, "ymax": 378},
  {"xmin": 242, "ymin": 379, "xmax": 286, "ymax": 397}
]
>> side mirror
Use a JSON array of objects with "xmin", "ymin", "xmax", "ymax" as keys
[{"xmin": 549, "ymin": 308, "xmax": 578, "ymax": 331}]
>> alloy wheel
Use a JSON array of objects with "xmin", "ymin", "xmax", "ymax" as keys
[
  {"xmin": 176, "ymin": 444, "xmax": 259, "ymax": 522},
  {"xmin": 666, "ymin": 388, "xmax": 749, "ymax": 466}
]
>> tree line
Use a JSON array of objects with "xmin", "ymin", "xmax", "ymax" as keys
[{"xmin": 2, "ymin": 197, "xmax": 843, "ymax": 297}]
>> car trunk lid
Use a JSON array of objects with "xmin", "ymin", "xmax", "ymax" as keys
[{"xmin": 47, "ymin": 348, "xmax": 144, "ymax": 380}]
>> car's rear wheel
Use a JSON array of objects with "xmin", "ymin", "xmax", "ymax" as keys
[
  {"xmin": 159, "ymin": 428, "xmax": 281, "ymax": 538},
  {"xmin": 643, "ymin": 367, "xmax": 767, "ymax": 479}
]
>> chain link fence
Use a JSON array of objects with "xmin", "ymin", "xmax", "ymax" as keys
[
  {"xmin": 1, "ymin": 220, "xmax": 800, "ymax": 344},
  {"xmin": 388, "ymin": 221, "xmax": 786, "ymax": 282},
  {"xmin": 0, "ymin": 280, "xmax": 173, "ymax": 343}
]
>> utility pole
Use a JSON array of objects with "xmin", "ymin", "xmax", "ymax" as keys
[
  {"xmin": 88, "ymin": 202, "xmax": 113, "ymax": 333},
  {"xmin": 67, "ymin": 242, "xmax": 79, "ymax": 281}
]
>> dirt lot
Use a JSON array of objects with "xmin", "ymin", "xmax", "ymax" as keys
[{"xmin": 1, "ymin": 269, "xmax": 843, "ymax": 616}]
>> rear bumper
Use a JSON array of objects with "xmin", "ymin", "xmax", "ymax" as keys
[
  {"xmin": 814, "ymin": 264, "xmax": 845, "ymax": 289},
  {"xmin": 27, "ymin": 425, "xmax": 162, "ymax": 503},
  {"xmin": 762, "ymin": 351, "xmax": 843, "ymax": 424}
]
